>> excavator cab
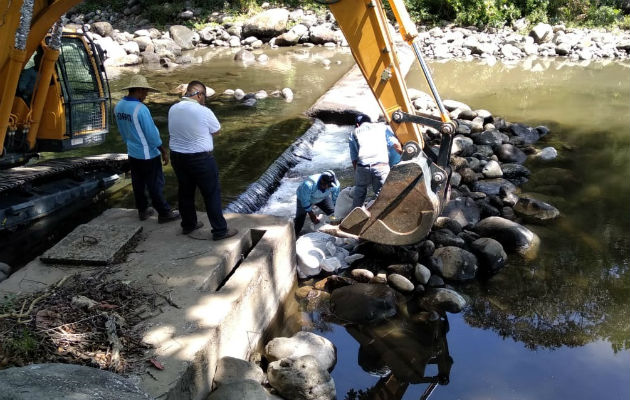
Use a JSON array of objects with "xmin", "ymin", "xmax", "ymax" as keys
[{"xmin": 319, "ymin": 0, "xmax": 457, "ymax": 246}]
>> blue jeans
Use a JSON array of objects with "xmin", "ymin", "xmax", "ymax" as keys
[
  {"xmin": 129, "ymin": 155, "xmax": 171, "ymax": 215},
  {"xmin": 171, "ymin": 151, "xmax": 227, "ymax": 238},
  {"xmin": 352, "ymin": 163, "xmax": 390, "ymax": 208}
]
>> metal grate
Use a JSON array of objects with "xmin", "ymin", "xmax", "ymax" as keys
[{"xmin": 57, "ymin": 36, "xmax": 108, "ymax": 137}]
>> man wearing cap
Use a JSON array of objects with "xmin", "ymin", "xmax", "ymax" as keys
[
  {"xmin": 168, "ymin": 80, "xmax": 237, "ymax": 241},
  {"xmin": 349, "ymin": 113, "xmax": 395, "ymax": 208},
  {"xmin": 115, "ymin": 75, "xmax": 179, "ymax": 223},
  {"xmin": 294, "ymin": 170, "xmax": 340, "ymax": 235}
]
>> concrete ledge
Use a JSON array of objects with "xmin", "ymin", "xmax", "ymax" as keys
[{"xmin": 0, "ymin": 208, "xmax": 296, "ymax": 400}]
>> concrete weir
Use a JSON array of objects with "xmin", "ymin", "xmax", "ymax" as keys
[{"xmin": 0, "ymin": 208, "xmax": 296, "ymax": 400}]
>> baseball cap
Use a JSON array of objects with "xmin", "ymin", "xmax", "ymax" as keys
[
  {"xmin": 355, "ymin": 113, "xmax": 371, "ymax": 125},
  {"xmin": 320, "ymin": 170, "xmax": 336, "ymax": 185}
]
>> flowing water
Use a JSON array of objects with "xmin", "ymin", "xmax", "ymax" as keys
[{"xmin": 41, "ymin": 47, "xmax": 630, "ymax": 398}]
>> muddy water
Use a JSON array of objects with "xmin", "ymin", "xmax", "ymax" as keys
[{"xmin": 307, "ymin": 59, "xmax": 630, "ymax": 399}]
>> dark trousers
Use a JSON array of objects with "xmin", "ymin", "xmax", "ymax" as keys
[
  {"xmin": 129, "ymin": 156, "xmax": 170, "ymax": 215},
  {"xmin": 171, "ymin": 151, "xmax": 227, "ymax": 238},
  {"xmin": 294, "ymin": 197, "xmax": 334, "ymax": 235}
]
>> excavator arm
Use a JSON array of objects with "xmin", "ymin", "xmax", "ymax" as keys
[{"xmin": 320, "ymin": 0, "xmax": 456, "ymax": 245}]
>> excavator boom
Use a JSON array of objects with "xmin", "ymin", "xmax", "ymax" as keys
[{"xmin": 323, "ymin": 0, "xmax": 455, "ymax": 245}]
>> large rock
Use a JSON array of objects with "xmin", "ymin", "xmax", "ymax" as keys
[
  {"xmin": 91, "ymin": 21, "xmax": 113, "ymax": 37},
  {"xmin": 470, "ymin": 237, "xmax": 507, "ymax": 274},
  {"xmin": 208, "ymin": 380, "xmax": 280, "ymax": 400},
  {"xmin": 243, "ymin": 8, "xmax": 290, "ymax": 38},
  {"xmin": 267, "ymin": 356, "xmax": 336, "ymax": 400},
  {"xmin": 432, "ymin": 246, "xmax": 478, "ymax": 281},
  {"xmin": 153, "ymin": 38, "xmax": 182, "ymax": 59},
  {"xmin": 513, "ymin": 196, "xmax": 560, "ymax": 223},
  {"xmin": 265, "ymin": 331, "xmax": 336, "ymax": 371},
  {"xmin": 471, "ymin": 178, "xmax": 516, "ymax": 196},
  {"xmin": 0, "ymin": 363, "xmax": 151, "ymax": 399},
  {"xmin": 169, "ymin": 25, "xmax": 197, "ymax": 50},
  {"xmin": 213, "ymin": 356, "xmax": 265, "ymax": 387},
  {"xmin": 474, "ymin": 216, "xmax": 540, "ymax": 259},
  {"xmin": 441, "ymin": 197, "xmax": 481, "ymax": 228},
  {"xmin": 495, "ymin": 143, "xmax": 527, "ymax": 164},
  {"xmin": 509, "ymin": 123, "xmax": 540, "ymax": 144},
  {"xmin": 530, "ymin": 23, "xmax": 553, "ymax": 44},
  {"xmin": 419, "ymin": 288, "xmax": 467, "ymax": 313},
  {"xmin": 309, "ymin": 23, "xmax": 340, "ymax": 44},
  {"xmin": 330, "ymin": 283, "xmax": 398, "ymax": 324}
]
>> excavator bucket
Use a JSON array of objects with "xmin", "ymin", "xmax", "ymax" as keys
[{"xmin": 338, "ymin": 156, "xmax": 446, "ymax": 246}]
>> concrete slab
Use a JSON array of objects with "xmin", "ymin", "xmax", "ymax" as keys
[
  {"xmin": 40, "ymin": 223, "xmax": 142, "ymax": 265},
  {"xmin": 0, "ymin": 208, "xmax": 296, "ymax": 400}
]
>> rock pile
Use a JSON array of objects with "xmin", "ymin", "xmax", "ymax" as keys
[
  {"xmin": 63, "ymin": 5, "xmax": 630, "ymax": 68},
  {"xmin": 295, "ymin": 96, "xmax": 561, "ymax": 317}
]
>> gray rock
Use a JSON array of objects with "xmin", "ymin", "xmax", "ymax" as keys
[
  {"xmin": 482, "ymin": 160, "xmax": 503, "ymax": 178},
  {"xmin": 433, "ymin": 216, "xmax": 463, "ymax": 234},
  {"xmin": 330, "ymin": 283, "xmax": 397, "ymax": 324},
  {"xmin": 208, "ymin": 379, "xmax": 278, "ymax": 400},
  {"xmin": 141, "ymin": 51, "xmax": 159, "ymax": 64},
  {"xmin": 169, "ymin": 25, "xmax": 197, "ymax": 50},
  {"xmin": 265, "ymin": 331, "xmax": 336, "ymax": 371},
  {"xmin": 471, "ymin": 129, "xmax": 503, "ymax": 146},
  {"xmin": 133, "ymin": 36, "xmax": 153, "ymax": 51},
  {"xmin": 443, "ymin": 99, "xmax": 471, "ymax": 111},
  {"xmin": 234, "ymin": 49, "xmax": 256, "ymax": 63},
  {"xmin": 509, "ymin": 123, "xmax": 540, "ymax": 144},
  {"xmin": 470, "ymin": 237, "xmax": 507, "ymax": 274},
  {"xmin": 387, "ymin": 273, "xmax": 415, "ymax": 293},
  {"xmin": 350, "ymin": 268, "xmax": 374, "ymax": 282},
  {"xmin": 427, "ymin": 274, "xmax": 445, "ymax": 287},
  {"xmin": 501, "ymin": 163, "xmax": 531, "ymax": 179},
  {"xmin": 452, "ymin": 135, "xmax": 474, "ymax": 156},
  {"xmin": 474, "ymin": 216, "xmax": 540, "ymax": 259},
  {"xmin": 441, "ymin": 197, "xmax": 481, "ymax": 228},
  {"xmin": 414, "ymin": 263, "xmax": 431, "ymax": 285},
  {"xmin": 535, "ymin": 146, "xmax": 558, "ymax": 161},
  {"xmin": 267, "ymin": 356, "xmax": 336, "ymax": 400},
  {"xmin": 432, "ymin": 246, "xmax": 478, "ymax": 281},
  {"xmin": 281, "ymin": 87, "xmax": 294, "ymax": 102},
  {"xmin": 419, "ymin": 288, "xmax": 467, "ymax": 313},
  {"xmin": 243, "ymin": 8, "xmax": 290, "ymax": 38},
  {"xmin": 513, "ymin": 196, "xmax": 560, "ymax": 223},
  {"xmin": 214, "ymin": 356, "xmax": 265, "ymax": 387},
  {"xmin": 91, "ymin": 21, "xmax": 113, "ymax": 37},
  {"xmin": 472, "ymin": 178, "xmax": 516, "ymax": 196},
  {"xmin": 496, "ymin": 143, "xmax": 527, "ymax": 164},
  {"xmin": 0, "ymin": 262, "xmax": 10, "ymax": 275},
  {"xmin": 417, "ymin": 240, "xmax": 435, "ymax": 258},
  {"xmin": 309, "ymin": 23, "xmax": 341, "ymax": 45},
  {"xmin": 0, "ymin": 363, "xmax": 151, "ymax": 399},
  {"xmin": 530, "ymin": 22, "xmax": 553, "ymax": 44},
  {"xmin": 430, "ymin": 229, "xmax": 466, "ymax": 248},
  {"xmin": 153, "ymin": 38, "xmax": 182, "ymax": 59}
]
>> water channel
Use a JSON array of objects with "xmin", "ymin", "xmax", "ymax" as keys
[{"xmin": 50, "ymin": 47, "xmax": 630, "ymax": 398}]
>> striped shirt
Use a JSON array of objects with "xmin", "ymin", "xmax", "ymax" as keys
[
  {"xmin": 114, "ymin": 97, "xmax": 162, "ymax": 160},
  {"xmin": 168, "ymin": 97, "xmax": 221, "ymax": 153}
]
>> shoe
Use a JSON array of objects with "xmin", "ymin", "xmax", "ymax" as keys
[
  {"xmin": 213, "ymin": 228, "xmax": 238, "ymax": 241},
  {"xmin": 158, "ymin": 210, "xmax": 180, "ymax": 224},
  {"xmin": 139, "ymin": 208, "xmax": 155, "ymax": 221},
  {"xmin": 182, "ymin": 221, "xmax": 204, "ymax": 235}
]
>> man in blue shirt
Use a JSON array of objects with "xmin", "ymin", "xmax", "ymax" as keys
[
  {"xmin": 114, "ymin": 75, "xmax": 179, "ymax": 223},
  {"xmin": 294, "ymin": 171, "xmax": 340, "ymax": 235}
]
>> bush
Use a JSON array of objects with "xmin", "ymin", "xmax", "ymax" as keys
[{"xmin": 585, "ymin": 5, "xmax": 620, "ymax": 26}]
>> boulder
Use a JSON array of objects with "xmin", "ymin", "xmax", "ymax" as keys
[
  {"xmin": 91, "ymin": 21, "xmax": 113, "ymax": 37},
  {"xmin": 387, "ymin": 273, "xmax": 415, "ymax": 293},
  {"xmin": 234, "ymin": 49, "xmax": 256, "ymax": 63},
  {"xmin": 330, "ymin": 283, "xmax": 398, "ymax": 324},
  {"xmin": 419, "ymin": 288, "xmax": 467, "ymax": 313},
  {"xmin": 265, "ymin": 331, "xmax": 336, "ymax": 371},
  {"xmin": 530, "ymin": 23, "xmax": 553, "ymax": 44},
  {"xmin": 471, "ymin": 178, "xmax": 516, "ymax": 196},
  {"xmin": 495, "ymin": 143, "xmax": 527, "ymax": 164},
  {"xmin": 441, "ymin": 197, "xmax": 481, "ymax": 228},
  {"xmin": 243, "ymin": 8, "xmax": 290, "ymax": 38},
  {"xmin": 214, "ymin": 356, "xmax": 265, "ymax": 387},
  {"xmin": 474, "ymin": 216, "xmax": 540, "ymax": 259},
  {"xmin": 470, "ymin": 237, "xmax": 507, "ymax": 274},
  {"xmin": 267, "ymin": 356, "xmax": 335, "ymax": 400},
  {"xmin": 169, "ymin": 25, "xmax": 197, "ymax": 50},
  {"xmin": 208, "ymin": 380, "xmax": 279, "ymax": 400},
  {"xmin": 432, "ymin": 246, "xmax": 478, "ymax": 281},
  {"xmin": 513, "ymin": 196, "xmax": 560, "ymax": 223},
  {"xmin": 153, "ymin": 38, "xmax": 182, "ymax": 59},
  {"xmin": 414, "ymin": 263, "xmax": 432, "ymax": 285},
  {"xmin": 509, "ymin": 123, "xmax": 540, "ymax": 144},
  {"xmin": 309, "ymin": 23, "xmax": 340, "ymax": 44},
  {"xmin": 471, "ymin": 129, "xmax": 503, "ymax": 147}
]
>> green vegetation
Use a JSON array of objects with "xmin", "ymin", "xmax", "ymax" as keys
[{"xmin": 74, "ymin": 0, "xmax": 629, "ymax": 29}]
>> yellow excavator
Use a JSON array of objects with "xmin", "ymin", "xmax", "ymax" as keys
[
  {"xmin": 0, "ymin": 0, "xmax": 127, "ymax": 232},
  {"xmin": 321, "ymin": 0, "xmax": 457, "ymax": 246}
]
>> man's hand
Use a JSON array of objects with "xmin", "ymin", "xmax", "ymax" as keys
[
  {"xmin": 160, "ymin": 148, "xmax": 169, "ymax": 166},
  {"xmin": 308, "ymin": 211, "xmax": 320, "ymax": 224}
]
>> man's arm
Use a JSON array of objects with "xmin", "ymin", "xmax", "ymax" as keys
[
  {"xmin": 349, "ymin": 132, "xmax": 359, "ymax": 170},
  {"xmin": 297, "ymin": 181, "xmax": 320, "ymax": 224}
]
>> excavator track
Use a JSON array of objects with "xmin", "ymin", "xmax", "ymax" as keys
[{"xmin": 0, "ymin": 153, "xmax": 129, "ymax": 231}]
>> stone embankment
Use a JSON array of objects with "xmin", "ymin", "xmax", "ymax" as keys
[{"xmin": 65, "ymin": 4, "xmax": 630, "ymax": 69}]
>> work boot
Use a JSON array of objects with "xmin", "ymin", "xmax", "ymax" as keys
[
  {"xmin": 182, "ymin": 221, "xmax": 203, "ymax": 235},
  {"xmin": 158, "ymin": 209, "xmax": 180, "ymax": 224},
  {"xmin": 213, "ymin": 228, "xmax": 238, "ymax": 241},
  {"xmin": 139, "ymin": 208, "xmax": 155, "ymax": 221}
]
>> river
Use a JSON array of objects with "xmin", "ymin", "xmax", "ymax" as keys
[{"xmin": 52, "ymin": 47, "xmax": 630, "ymax": 399}]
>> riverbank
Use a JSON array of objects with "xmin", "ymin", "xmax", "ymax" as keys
[{"xmin": 64, "ymin": 4, "xmax": 630, "ymax": 71}]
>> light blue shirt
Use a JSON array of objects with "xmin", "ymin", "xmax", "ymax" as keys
[
  {"xmin": 296, "ymin": 173, "xmax": 340, "ymax": 212},
  {"xmin": 114, "ymin": 97, "xmax": 162, "ymax": 160}
]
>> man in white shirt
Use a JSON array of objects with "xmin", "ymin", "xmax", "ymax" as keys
[{"xmin": 168, "ymin": 80, "xmax": 237, "ymax": 240}]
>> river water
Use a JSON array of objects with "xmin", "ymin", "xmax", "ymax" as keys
[{"xmin": 56, "ymin": 48, "xmax": 630, "ymax": 398}]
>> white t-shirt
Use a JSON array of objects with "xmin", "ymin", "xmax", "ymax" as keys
[{"xmin": 168, "ymin": 98, "xmax": 221, "ymax": 153}]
